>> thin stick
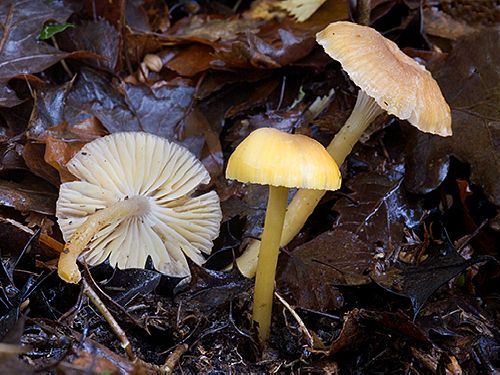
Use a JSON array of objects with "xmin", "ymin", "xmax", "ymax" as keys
[
  {"xmin": 274, "ymin": 291, "xmax": 314, "ymax": 348},
  {"xmin": 82, "ymin": 279, "xmax": 135, "ymax": 360},
  {"xmin": 51, "ymin": 36, "xmax": 73, "ymax": 77},
  {"xmin": 160, "ymin": 344, "xmax": 189, "ymax": 374}
]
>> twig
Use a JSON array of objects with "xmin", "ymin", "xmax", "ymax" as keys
[
  {"xmin": 82, "ymin": 279, "xmax": 135, "ymax": 361},
  {"xmin": 51, "ymin": 36, "xmax": 73, "ymax": 77},
  {"xmin": 274, "ymin": 291, "xmax": 314, "ymax": 348},
  {"xmin": 160, "ymin": 344, "xmax": 189, "ymax": 374},
  {"xmin": 457, "ymin": 219, "xmax": 488, "ymax": 251}
]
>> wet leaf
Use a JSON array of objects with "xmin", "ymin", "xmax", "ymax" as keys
[
  {"xmin": 335, "ymin": 171, "xmax": 423, "ymax": 257},
  {"xmin": 278, "ymin": 230, "xmax": 367, "ymax": 311},
  {"xmin": 0, "ymin": 0, "xmax": 74, "ymax": 79},
  {"xmin": 372, "ymin": 242, "xmax": 495, "ymax": 315},
  {"xmin": 100, "ymin": 269, "xmax": 162, "ymax": 305},
  {"xmin": 177, "ymin": 266, "xmax": 252, "ymax": 313},
  {"xmin": 42, "ymin": 118, "xmax": 108, "ymax": 182},
  {"xmin": 58, "ymin": 19, "xmax": 121, "ymax": 71},
  {"xmin": 22, "ymin": 143, "xmax": 60, "ymax": 187},
  {"xmin": 279, "ymin": 168, "xmax": 423, "ymax": 310},
  {"xmin": 123, "ymin": 80, "xmax": 194, "ymax": 139},
  {"xmin": 164, "ymin": 44, "xmax": 214, "ymax": 77},
  {"xmin": 66, "ymin": 69, "xmax": 139, "ymax": 133},
  {"xmin": 0, "ymin": 1, "xmax": 96, "ymax": 106},
  {"xmin": 126, "ymin": 0, "xmax": 170, "ymax": 33},
  {"xmin": 405, "ymin": 29, "xmax": 500, "ymax": 206},
  {"xmin": 0, "ymin": 178, "xmax": 56, "ymax": 215}
]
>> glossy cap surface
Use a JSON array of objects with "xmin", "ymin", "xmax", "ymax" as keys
[{"xmin": 226, "ymin": 128, "xmax": 341, "ymax": 190}]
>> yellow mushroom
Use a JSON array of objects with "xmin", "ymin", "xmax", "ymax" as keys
[
  {"xmin": 226, "ymin": 127, "xmax": 341, "ymax": 343},
  {"xmin": 235, "ymin": 21, "xmax": 452, "ymax": 278}
]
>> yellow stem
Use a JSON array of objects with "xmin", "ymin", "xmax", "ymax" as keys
[
  {"xmin": 58, "ymin": 196, "xmax": 150, "ymax": 284},
  {"xmin": 235, "ymin": 91, "xmax": 384, "ymax": 278},
  {"xmin": 252, "ymin": 185, "xmax": 288, "ymax": 343}
]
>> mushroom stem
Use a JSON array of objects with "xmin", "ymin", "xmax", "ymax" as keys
[
  {"xmin": 58, "ymin": 196, "xmax": 150, "ymax": 284},
  {"xmin": 236, "ymin": 90, "xmax": 383, "ymax": 277},
  {"xmin": 252, "ymin": 185, "xmax": 288, "ymax": 343}
]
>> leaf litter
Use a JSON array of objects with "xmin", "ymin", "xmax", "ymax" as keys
[{"xmin": 0, "ymin": 0, "xmax": 498, "ymax": 373}]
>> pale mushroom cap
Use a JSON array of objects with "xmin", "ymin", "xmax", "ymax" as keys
[
  {"xmin": 278, "ymin": 0, "xmax": 327, "ymax": 22},
  {"xmin": 226, "ymin": 128, "xmax": 341, "ymax": 190},
  {"xmin": 316, "ymin": 21, "xmax": 452, "ymax": 136},
  {"xmin": 56, "ymin": 132, "xmax": 222, "ymax": 279}
]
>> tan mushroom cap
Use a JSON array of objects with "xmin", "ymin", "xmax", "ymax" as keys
[
  {"xmin": 278, "ymin": 0, "xmax": 327, "ymax": 22},
  {"xmin": 56, "ymin": 132, "xmax": 221, "ymax": 279},
  {"xmin": 316, "ymin": 21, "xmax": 452, "ymax": 136},
  {"xmin": 226, "ymin": 128, "xmax": 341, "ymax": 190}
]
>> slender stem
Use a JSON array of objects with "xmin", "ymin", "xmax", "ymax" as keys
[
  {"xmin": 58, "ymin": 196, "xmax": 150, "ymax": 284},
  {"xmin": 236, "ymin": 91, "xmax": 384, "ymax": 278},
  {"xmin": 252, "ymin": 185, "xmax": 288, "ymax": 343}
]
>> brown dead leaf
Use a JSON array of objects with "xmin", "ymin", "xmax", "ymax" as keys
[
  {"xmin": 22, "ymin": 143, "xmax": 60, "ymax": 186},
  {"xmin": 423, "ymin": 7, "xmax": 475, "ymax": 41},
  {"xmin": 126, "ymin": 0, "xmax": 170, "ymax": 33},
  {"xmin": 164, "ymin": 44, "xmax": 214, "ymax": 77},
  {"xmin": 43, "ymin": 118, "xmax": 107, "ymax": 182},
  {"xmin": 336, "ymin": 171, "xmax": 423, "ymax": 258},
  {"xmin": 278, "ymin": 230, "xmax": 367, "ymax": 311},
  {"xmin": 181, "ymin": 108, "xmax": 224, "ymax": 179},
  {"xmin": 0, "ymin": 178, "xmax": 56, "ymax": 215},
  {"xmin": 405, "ymin": 28, "xmax": 500, "ymax": 206}
]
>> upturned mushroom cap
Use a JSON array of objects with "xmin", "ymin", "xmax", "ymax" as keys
[
  {"xmin": 278, "ymin": 0, "xmax": 327, "ymax": 22},
  {"xmin": 56, "ymin": 132, "xmax": 221, "ymax": 278},
  {"xmin": 316, "ymin": 21, "xmax": 452, "ymax": 137},
  {"xmin": 226, "ymin": 128, "xmax": 341, "ymax": 190}
]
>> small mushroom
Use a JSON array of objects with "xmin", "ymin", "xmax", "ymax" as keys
[
  {"xmin": 235, "ymin": 21, "xmax": 453, "ymax": 278},
  {"xmin": 56, "ymin": 132, "xmax": 221, "ymax": 284},
  {"xmin": 226, "ymin": 127, "xmax": 341, "ymax": 343},
  {"xmin": 278, "ymin": 0, "xmax": 327, "ymax": 22}
]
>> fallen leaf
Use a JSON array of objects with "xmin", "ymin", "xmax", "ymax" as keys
[
  {"xmin": 335, "ymin": 171, "xmax": 423, "ymax": 258},
  {"xmin": 0, "ymin": 178, "xmax": 56, "ymax": 215},
  {"xmin": 58, "ymin": 19, "xmax": 121, "ymax": 71},
  {"xmin": 22, "ymin": 143, "xmax": 60, "ymax": 186},
  {"xmin": 164, "ymin": 44, "xmax": 214, "ymax": 77},
  {"xmin": 100, "ymin": 269, "xmax": 162, "ymax": 305},
  {"xmin": 0, "ymin": 0, "xmax": 96, "ymax": 107},
  {"xmin": 423, "ymin": 7, "xmax": 475, "ymax": 41},
  {"xmin": 0, "ymin": 0, "xmax": 74, "ymax": 79},
  {"xmin": 123, "ymin": 80, "xmax": 194, "ymax": 139},
  {"xmin": 372, "ymin": 242, "xmax": 495, "ymax": 315},
  {"xmin": 126, "ymin": 0, "xmax": 170, "ymax": 33},
  {"xmin": 43, "ymin": 118, "xmax": 108, "ymax": 182},
  {"xmin": 66, "ymin": 68, "xmax": 139, "ymax": 132},
  {"xmin": 177, "ymin": 266, "xmax": 252, "ymax": 313},
  {"xmin": 405, "ymin": 29, "xmax": 500, "ymax": 206}
]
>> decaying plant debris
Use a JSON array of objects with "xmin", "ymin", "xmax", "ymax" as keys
[{"xmin": 0, "ymin": 0, "xmax": 499, "ymax": 373}]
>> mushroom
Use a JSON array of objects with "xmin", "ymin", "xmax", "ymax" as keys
[
  {"xmin": 278, "ymin": 0, "xmax": 327, "ymax": 22},
  {"xmin": 235, "ymin": 21, "xmax": 452, "ymax": 278},
  {"xmin": 56, "ymin": 132, "xmax": 222, "ymax": 284},
  {"xmin": 226, "ymin": 127, "xmax": 341, "ymax": 343}
]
